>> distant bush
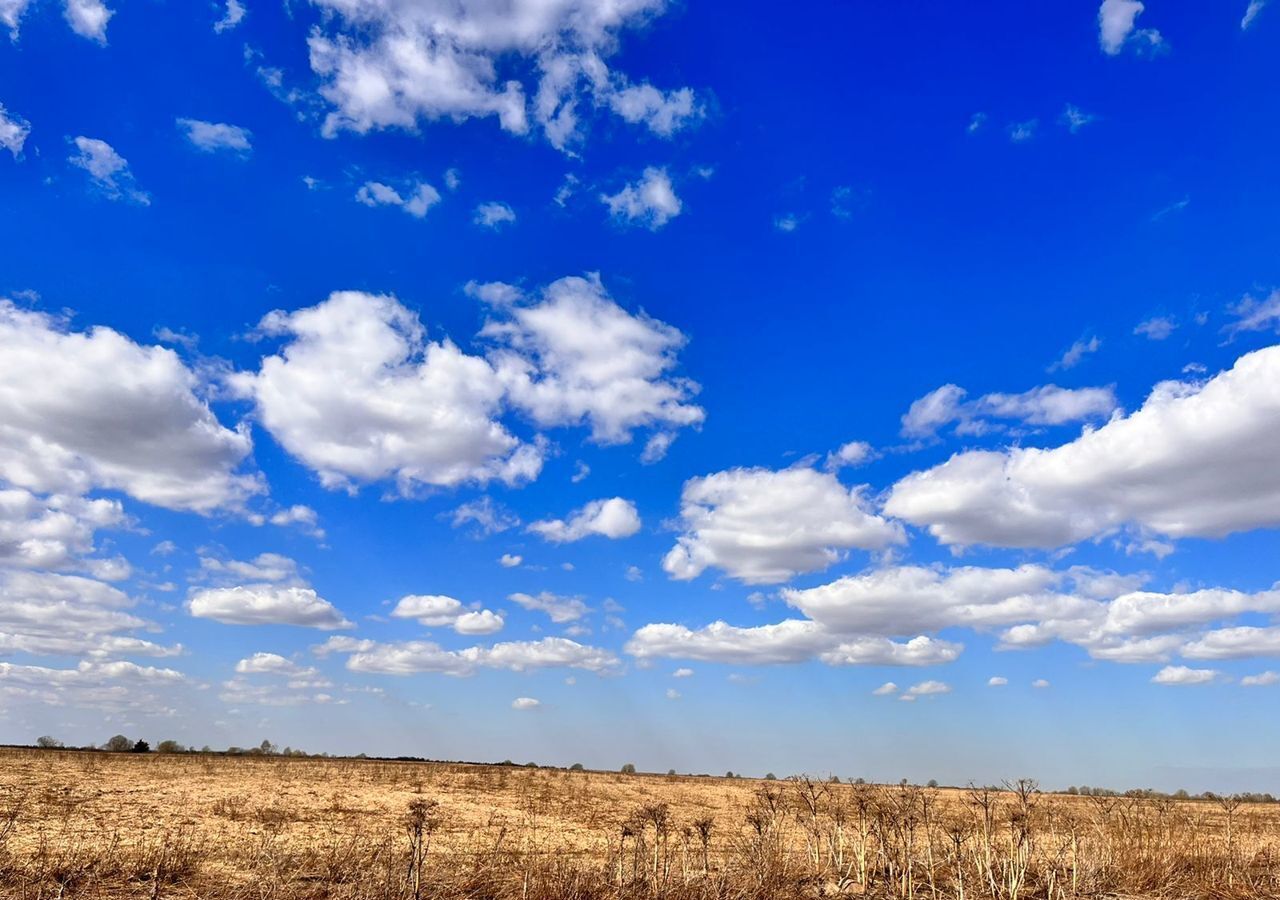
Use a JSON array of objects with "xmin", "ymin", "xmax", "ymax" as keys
[
  {"xmin": 569, "ymin": 762, "xmax": 585, "ymax": 771},
  {"xmin": 104, "ymin": 735, "xmax": 132, "ymax": 752},
  {"xmin": 620, "ymin": 763, "xmax": 636, "ymax": 774},
  {"xmin": 35, "ymin": 736, "xmax": 62, "ymax": 749}
]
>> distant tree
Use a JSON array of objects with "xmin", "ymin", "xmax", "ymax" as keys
[
  {"xmin": 765, "ymin": 772, "xmax": 776, "ymax": 780},
  {"xmin": 829, "ymin": 775, "xmax": 841, "ymax": 783},
  {"xmin": 854, "ymin": 777, "xmax": 866, "ymax": 785},
  {"xmin": 156, "ymin": 740, "xmax": 185, "ymax": 754},
  {"xmin": 569, "ymin": 762, "xmax": 585, "ymax": 771},
  {"xmin": 927, "ymin": 779, "xmax": 939, "ymax": 789},
  {"xmin": 104, "ymin": 734, "xmax": 132, "ymax": 752},
  {"xmin": 259, "ymin": 739, "xmax": 277, "ymax": 756},
  {"xmin": 668, "ymin": 769, "xmax": 677, "ymax": 776},
  {"xmin": 200, "ymin": 745, "xmax": 212, "ymax": 753},
  {"xmin": 132, "ymin": 740, "xmax": 151, "ymax": 753},
  {"xmin": 620, "ymin": 763, "xmax": 637, "ymax": 774},
  {"xmin": 725, "ymin": 771, "xmax": 735, "ymax": 778},
  {"xmin": 1173, "ymin": 789, "xmax": 1190, "ymax": 799},
  {"xmin": 35, "ymin": 735, "xmax": 63, "ymax": 749}
]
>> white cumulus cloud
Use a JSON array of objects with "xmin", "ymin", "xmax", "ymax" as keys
[
  {"xmin": 601, "ymin": 167, "xmax": 682, "ymax": 230},
  {"xmin": 1151, "ymin": 665, "xmax": 1220, "ymax": 686},
  {"xmin": 231, "ymin": 291, "xmax": 540, "ymax": 494},
  {"xmin": 0, "ymin": 103, "xmax": 30, "ymax": 157},
  {"xmin": 528, "ymin": 497, "xmax": 640, "ymax": 542},
  {"xmin": 886, "ymin": 345, "xmax": 1280, "ymax": 549},
  {"xmin": 663, "ymin": 466, "xmax": 903, "ymax": 584},
  {"xmin": 476, "ymin": 273, "xmax": 704, "ymax": 443},
  {"xmin": 189, "ymin": 584, "xmax": 352, "ymax": 630},
  {"xmin": 177, "ymin": 118, "xmax": 252, "ymax": 153},
  {"xmin": 305, "ymin": 0, "xmax": 697, "ymax": 149},
  {"xmin": 0, "ymin": 300, "xmax": 258, "ymax": 512}
]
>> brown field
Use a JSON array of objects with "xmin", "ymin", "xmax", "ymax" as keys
[{"xmin": 1, "ymin": 749, "xmax": 1278, "ymax": 900}]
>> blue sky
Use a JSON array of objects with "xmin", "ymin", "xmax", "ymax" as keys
[{"xmin": 2, "ymin": 0, "xmax": 1280, "ymax": 790}]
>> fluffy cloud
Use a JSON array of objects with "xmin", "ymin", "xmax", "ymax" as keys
[
  {"xmin": 0, "ymin": 489, "xmax": 125, "ymax": 573},
  {"xmin": 189, "ymin": 584, "xmax": 353, "ymax": 629},
  {"xmin": 1098, "ymin": 0, "xmax": 1162, "ymax": 55},
  {"xmin": 663, "ymin": 466, "xmax": 903, "ymax": 584},
  {"xmin": 0, "ymin": 659, "xmax": 184, "ymax": 710},
  {"xmin": 451, "ymin": 497, "xmax": 520, "ymax": 535},
  {"xmin": 237, "ymin": 279, "xmax": 700, "ymax": 494},
  {"xmin": 474, "ymin": 201, "xmax": 517, "ymax": 228},
  {"xmin": 355, "ymin": 180, "xmax": 441, "ymax": 218},
  {"xmin": 902, "ymin": 680, "xmax": 950, "ymax": 699},
  {"xmin": 64, "ymin": 0, "xmax": 111, "ymax": 42},
  {"xmin": 827, "ymin": 440, "xmax": 875, "ymax": 470},
  {"xmin": 512, "ymin": 696, "xmax": 541, "ymax": 709},
  {"xmin": 1151, "ymin": 665, "xmax": 1220, "ymax": 685},
  {"xmin": 177, "ymin": 118, "xmax": 252, "ymax": 153},
  {"xmin": 782, "ymin": 565, "xmax": 1086, "ymax": 636},
  {"xmin": 456, "ymin": 610, "xmax": 505, "ymax": 634},
  {"xmin": 200, "ymin": 552, "xmax": 299, "ymax": 583},
  {"xmin": 901, "ymin": 383, "xmax": 1117, "ymax": 438},
  {"xmin": 268, "ymin": 504, "xmax": 324, "ymax": 538},
  {"xmin": 234, "ymin": 652, "xmax": 316, "ymax": 676},
  {"xmin": 2, "ymin": 0, "xmax": 112, "ymax": 40},
  {"xmin": 232, "ymin": 291, "xmax": 540, "ymax": 493},
  {"xmin": 819, "ymin": 636, "xmax": 963, "ymax": 667},
  {"xmin": 68, "ymin": 137, "xmax": 149, "ymax": 204},
  {"xmin": 509, "ymin": 591, "xmax": 590, "ymax": 623},
  {"xmin": 0, "ymin": 570, "xmax": 178, "ymax": 659},
  {"xmin": 640, "ymin": 432, "xmax": 676, "ymax": 464},
  {"xmin": 607, "ymin": 85, "xmax": 699, "ymax": 135},
  {"xmin": 305, "ymin": 0, "xmax": 697, "ymax": 149},
  {"xmin": 988, "ymin": 676, "xmax": 1008, "ymax": 686},
  {"xmin": 601, "ymin": 167, "xmax": 682, "ymax": 229},
  {"xmin": 213, "ymin": 0, "xmax": 244, "ymax": 32},
  {"xmin": 994, "ymin": 581, "xmax": 1280, "ymax": 666},
  {"xmin": 0, "ymin": 102, "xmax": 30, "ymax": 157},
  {"xmin": 391, "ymin": 594, "xmax": 504, "ymax": 634},
  {"xmin": 624, "ymin": 619, "xmax": 959, "ymax": 667},
  {"xmin": 626, "ymin": 619, "xmax": 830, "ymax": 665},
  {"xmin": 1181, "ymin": 626, "xmax": 1280, "ymax": 660},
  {"xmin": 1135, "ymin": 316, "xmax": 1177, "ymax": 340},
  {"xmin": 886, "ymin": 346, "xmax": 1280, "ymax": 548},
  {"xmin": 0, "ymin": 301, "xmax": 258, "ymax": 512},
  {"xmin": 528, "ymin": 497, "xmax": 641, "ymax": 542},
  {"xmin": 1242, "ymin": 671, "xmax": 1279, "ymax": 687},
  {"xmin": 476, "ymin": 274, "xmax": 704, "ymax": 443},
  {"xmin": 336, "ymin": 636, "xmax": 618, "ymax": 675}
]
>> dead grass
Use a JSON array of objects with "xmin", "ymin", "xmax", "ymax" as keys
[{"xmin": 0, "ymin": 749, "xmax": 1276, "ymax": 899}]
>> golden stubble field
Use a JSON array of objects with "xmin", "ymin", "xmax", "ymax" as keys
[{"xmin": 1, "ymin": 749, "xmax": 1278, "ymax": 899}]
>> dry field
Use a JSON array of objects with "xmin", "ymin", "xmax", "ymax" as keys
[{"xmin": 0, "ymin": 749, "xmax": 1277, "ymax": 900}]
